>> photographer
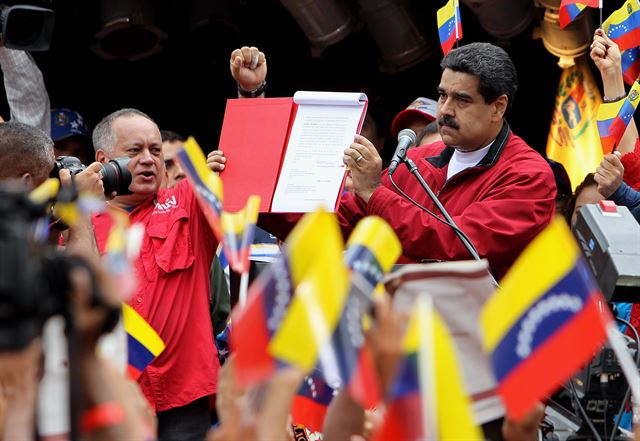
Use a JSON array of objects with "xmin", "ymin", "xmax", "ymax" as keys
[{"xmin": 0, "ymin": 121, "xmax": 104, "ymax": 256}]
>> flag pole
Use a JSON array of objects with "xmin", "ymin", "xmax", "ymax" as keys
[
  {"xmin": 454, "ymin": 0, "xmax": 460, "ymax": 49},
  {"xmin": 418, "ymin": 295, "xmax": 439, "ymax": 439},
  {"xmin": 239, "ymin": 271, "xmax": 250, "ymax": 307},
  {"xmin": 599, "ymin": 0, "xmax": 603, "ymax": 28}
]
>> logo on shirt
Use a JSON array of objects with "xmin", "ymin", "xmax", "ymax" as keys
[{"xmin": 154, "ymin": 195, "xmax": 178, "ymax": 213}]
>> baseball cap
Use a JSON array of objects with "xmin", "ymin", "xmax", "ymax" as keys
[
  {"xmin": 50, "ymin": 108, "xmax": 90, "ymax": 141},
  {"xmin": 390, "ymin": 97, "xmax": 438, "ymax": 138}
]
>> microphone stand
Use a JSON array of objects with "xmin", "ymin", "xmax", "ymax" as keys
[{"xmin": 399, "ymin": 156, "xmax": 499, "ymax": 286}]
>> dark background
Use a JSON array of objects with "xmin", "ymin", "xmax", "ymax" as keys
[{"xmin": 0, "ymin": 0, "xmax": 626, "ymax": 161}]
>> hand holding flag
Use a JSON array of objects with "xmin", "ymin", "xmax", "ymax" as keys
[{"xmin": 602, "ymin": 1, "xmax": 640, "ymax": 85}]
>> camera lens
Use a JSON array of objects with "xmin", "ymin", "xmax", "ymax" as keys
[{"xmin": 101, "ymin": 157, "xmax": 132, "ymax": 195}]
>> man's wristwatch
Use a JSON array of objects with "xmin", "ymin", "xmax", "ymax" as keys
[{"xmin": 237, "ymin": 81, "xmax": 266, "ymax": 98}]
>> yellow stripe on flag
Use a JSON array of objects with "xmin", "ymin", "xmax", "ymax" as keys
[
  {"xmin": 347, "ymin": 216, "xmax": 401, "ymax": 272},
  {"xmin": 221, "ymin": 195, "xmax": 260, "ymax": 235},
  {"xmin": 481, "ymin": 217, "xmax": 579, "ymax": 351},
  {"xmin": 603, "ymin": 0, "xmax": 640, "ymax": 33},
  {"xmin": 123, "ymin": 304, "xmax": 166, "ymax": 356}
]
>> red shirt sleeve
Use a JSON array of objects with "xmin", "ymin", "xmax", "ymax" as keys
[{"xmin": 621, "ymin": 138, "xmax": 640, "ymax": 191}]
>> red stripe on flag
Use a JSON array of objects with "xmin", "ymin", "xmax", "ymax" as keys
[
  {"xmin": 613, "ymin": 28, "xmax": 640, "ymax": 52},
  {"xmin": 498, "ymin": 295, "xmax": 607, "ymax": 421},
  {"xmin": 348, "ymin": 345, "xmax": 381, "ymax": 409},
  {"xmin": 441, "ymin": 32, "xmax": 458, "ymax": 56},
  {"xmin": 230, "ymin": 291, "xmax": 277, "ymax": 386},
  {"xmin": 623, "ymin": 62, "xmax": 640, "ymax": 86},
  {"xmin": 127, "ymin": 365, "xmax": 142, "ymax": 381},
  {"xmin": 291, "ymin": 395, "xmax": 329, "ymax": 433}
]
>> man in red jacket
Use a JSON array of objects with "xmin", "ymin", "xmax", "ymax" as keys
[
  {"xmin": 212, "ymin": 43, "xmax": 556, "ymax": 279},
  {"xmin": 337, "ymin": 42, "xmax": 556, "ymax": 277}
]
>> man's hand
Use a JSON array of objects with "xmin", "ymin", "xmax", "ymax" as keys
[
  {"xmin": 0, "ymin": 339, "xmax": 42, "ymax": 441},
  {"xmin": 344, "ymin": 135, "xmax": 382, "ymax": 203},
  {"xmin": 207, "ymin": 150, "xmax": 226, "ymax": 174},
  {"xmin": 64, "ymin": 162, "xmax": 108, "ymax": 199},
  {"xmin": 591, "ymin": 29, "xmax": 622, "ymax": 77},
  {"xmin": 230, "ymin": 46, "xmax": 267, "ymax": 92},
  {"xmin": 365, "ymin": 294, "xmax": 409, "ymax": 395},
  {"xmin": 502, "ymin": 402, "xmax": 545, "ymax": 441},
  {"xmin": 595, "ymin": 152, "xmax": 624, "ymax": 198}
]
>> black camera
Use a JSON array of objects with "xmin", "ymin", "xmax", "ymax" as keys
[
  {"xmin": 51, "ymin": 156, "xmax": 133, "ymax": 196},
  {"xmin": 0, "ymin": 4, "xmax": 54, "ymax": 51},
  {"xmin": 0, "ymin": 183, "xmax": 121, "ymax": 350}
]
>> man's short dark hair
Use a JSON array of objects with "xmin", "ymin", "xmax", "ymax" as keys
[
  {"xmin": 440, "ymin": 42, "xmax": 518, "ymax": 112},
  {"xmin": 160, "ymin": 130, "xmax": 187, "ymax": 143},
  {"xmin": 0, "ymin": 122, "xmax": 55, "ymax": 185}
]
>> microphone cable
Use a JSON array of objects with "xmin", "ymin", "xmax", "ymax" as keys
[{"xmin": 388, "ymin": 173, "xmax": 481, "ymax": 261}]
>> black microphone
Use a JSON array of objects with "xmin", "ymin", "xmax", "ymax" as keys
[{"xmin": 388, "ymin": 128, "xmax": 417, "ymax": 175}]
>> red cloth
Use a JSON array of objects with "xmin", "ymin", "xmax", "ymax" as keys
[
  {"xmin": 622, "ymin": 139, "xmax": 640, "ymax": 191},
  {"xmin": 93, "ymin": 179, "xmax": 219, "ymax": 412},
  {"xmin": 262, "ymin": 125, "xmax": 556, "ymax": 278}
]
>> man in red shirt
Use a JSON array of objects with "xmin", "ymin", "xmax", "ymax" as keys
[{"xmin": 90, "ymin": 108, "xmax": 219, "ymax": 441}]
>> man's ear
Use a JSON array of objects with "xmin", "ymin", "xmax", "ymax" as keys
[
  {"xmin": 20, "ymin": 172, "xmax": 33, "ymax": 188},
  {"xmin": 96, "ymin": 149, "xmax": 107, "ymax": 163},
  {"xmin": 492, "ymin": 95, "xmax": 509, "ymax": 122}
]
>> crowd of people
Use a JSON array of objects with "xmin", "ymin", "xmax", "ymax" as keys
[{"xmin": 1, "ymin": 26, "xmax": 640, "ymax": 441}]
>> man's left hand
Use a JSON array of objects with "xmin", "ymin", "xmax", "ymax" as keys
[
  {"xmin": 343, "ymin": 135, "xmax": 382, "ymax": 203},
  {"xmin": 230, "ymin": 46, "xmax": 266, "ymax": 92},
  {"xmin": 595, "ymin": 152, "xmax": 624, "ymax": 198}
]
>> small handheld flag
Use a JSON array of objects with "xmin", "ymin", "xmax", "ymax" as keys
[
  {"xmin": 175, "ymin": 136, "xmax": 224, "ymax": 240},
  {"xmin": 597, "ymin": 79, "xmax": 640, "ymax": 154},
  {"xmin": 603, "ymin": 0, "xmax": 640, "ymax": 85},
  {"xmin": 437, "ymin": 0, "xmax": 463, "ymax": 56},
  {"xmin": 480, "ymin": 217, "xmax": 612, "ymax": 421},
  {"xmin": 559, "ymin": 0, "xmax": 601, "ymax": 29}
]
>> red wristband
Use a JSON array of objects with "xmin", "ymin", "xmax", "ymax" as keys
[{"xmin": 80, "ymin": 402, "xmax": 125, "ymax": 433}]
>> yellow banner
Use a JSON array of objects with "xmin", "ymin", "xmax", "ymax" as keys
[{"xmin": 546, "ymin": 58, "xmax": 603, "ymax": 191}]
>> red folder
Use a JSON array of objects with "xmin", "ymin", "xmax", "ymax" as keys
[
  {"xmin": 218, "ymin": 95, "xmax": 367, "ymax": 212},
  {"xmin": 218, "ymin": 98, "xmax": 296, "ymax": 212}
]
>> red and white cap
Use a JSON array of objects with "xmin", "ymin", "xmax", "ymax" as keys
[{"xmin": 390, "ymin": 97, "xmax": 438, "ymax": 138}]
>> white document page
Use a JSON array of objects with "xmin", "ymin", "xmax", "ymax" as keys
[{"xmin": 270, "ymin": 91, "xmax": 367, "ymax": 213}]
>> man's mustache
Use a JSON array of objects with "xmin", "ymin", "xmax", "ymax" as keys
[{"xmin": 438, "ymin": 116, "xmax": 459, "ymax": 130}]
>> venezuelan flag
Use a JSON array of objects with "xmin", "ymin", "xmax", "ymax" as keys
[
  {"xmin": 103, "ymin": 210, "xmax": 137, "ymax": 298},
  {"xmin": 597, "ymin": 79, "xmax": 640, "ymax": 154},
  {"xmin": 603, "ymin": 0, "xmax": 640, "ymax": 85},
  {"xmin": 291, "ymin": 369, "xmax": 336, "ymax": 434},
  {"xmin": 480, "ymin": 218, "xmax": 612, "ymax": 421},
  {"xmin": 268, "ymin": 210, "xmax": 348, "ymax": 373},
  {"xmin": 436, "ymin": 0, "xmax": 462, "ymax": 56},
  {"xmin": 175, "ymin": 136, "xmax": 224, "ymax": 240},
  {"xmin": 375, "ymin": 298, "xmax": 482, "ymax": 441},
  {"xmin": 559, "ymin": 0, "xmax": 600, "ymax": 29},
  {"xmin": 220, "ymin": 195, "xmax": 260, "ymax": 274},
  {"xmin": 123, "ymin": 304, "xmax": 166, "ymax": 380},
  {"xmin": 318, "ymin": 216, "xmax": 401, "ymax": 408},
  {"xmin": 231, "ymin": 209, "xmax": 349, "ymax": 386}
]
